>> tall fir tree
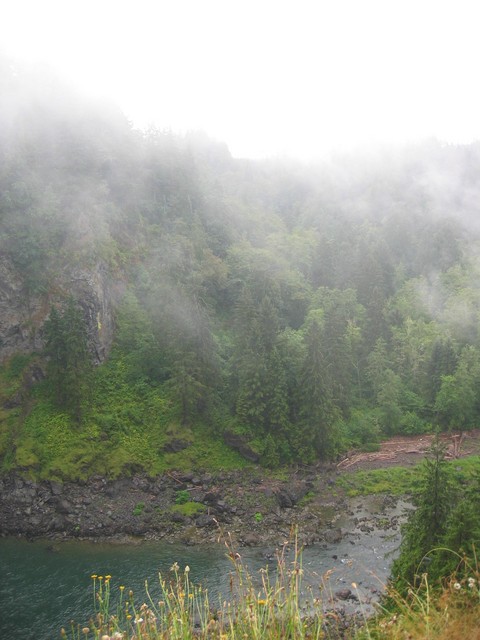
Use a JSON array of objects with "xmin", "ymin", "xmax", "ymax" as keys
[
  {"xmin": 234, "ymin": 291, "xmax": 290, "ymax": 452},
  {"xmin": 299, "ymin": 316, "xmax": 339, "ymax": 457},
  {"xmin": 392, "ymin": 435, "xmax": 453, "ymax": 591},
  {"xmin": 44, "ymin": 299, "xmax": 92, "ymax": 423}
]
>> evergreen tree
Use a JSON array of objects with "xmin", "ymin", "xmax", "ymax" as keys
[
  {"xmin": 44, "ymin": 299, "xmax": 92, "ymax": 423},
  {"xmin": 234, "ymin": 292, "xmax": 290, "ymax": 449},
  {"xmin": 168, "ymin": 300, "xmax": 220, "ymax": 426},
  {"xmin": 425, "ymin": 338, "xmax": 458, "ymax": 405},
  {"xmin": 299, "ymin": 315, "xmax": 339, "ymax": 457},
  {"xmin": 392, "ymin": 435, "xmax": 453, "ymax": 590},
  {"xmin": 366, "ymin": 338, "xmax": 390, "ymax": 399},
  {"xmin": 431, "ymin": 482, "xmax": 480, "ymax": 579},
  {"xmin": 434, "ymin": 345, "xmax": 480, "ymax": 430},
  {"xmin": 376, "ymin": 368, "xmax": 403, "ymax": 434}
]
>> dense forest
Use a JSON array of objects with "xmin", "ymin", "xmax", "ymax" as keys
[{"xmin": 2, "ymin": 57, "xmax": 480, "ymax": 480}]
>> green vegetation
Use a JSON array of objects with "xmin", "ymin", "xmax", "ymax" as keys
[
  {"xmin": 170, "ymin": 501, "xmax": 205, "ymax": 517},
  {"xmin": 337, "ymin": 465, "xmax": 423, "ymax": 497},
  {"xmin": 64, "ymin": 539, "xmax": 325, "ymax": 640},
  {"xmin": 4, "ymin": 60, "xmax": 480, "ymax": 481},
  {"xmin": 175, "ymin": 490, "xmax": 191, "ymax": 505},
  {"xmin": 358, "ymin": 569, "xmax": 480, "ymax": 640},
  {"xmin": 44, "ymin": 299, "xmax": 92, "ymax": 423},
  {"xmin": 132, "ymin": 502, "xmax": 145, "ymax": 517},
  {"xmin": 390, "ymin": 441, "xmax": 480, "ymax": 592}
]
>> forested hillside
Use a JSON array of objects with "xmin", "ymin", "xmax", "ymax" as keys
[{"xmin": 2, "ymin": 58, "xmax": 480, "ymax": 479}]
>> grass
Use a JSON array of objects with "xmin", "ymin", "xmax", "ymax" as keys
[
  {"xmin": 63, "ymin": 534, "xmax": 326, "ymax": 640},
  {"xmin": 62, "ymin": 537, "xmax": 480, "ymax": 640},
  {"xmin": 336, "ymin": 465, "xmax": 423, "ymax": 497},
  {"xmin": 336, "ymin": 456, "xmax": 480, "ymax": 498},
  {"xmin": 133, "ymin": 502, "xmax": 145, "ymax": 517},
  {"xmin": 170, "ymin": 501, "xmax": 206, "ymax": 517},
  {"xmin": 0, "ymin": 353, "xmax": 250, "ymax": 480},
  {"xmin": 357, "ymin": 559, "xmax": 480, "ymax": 639}
]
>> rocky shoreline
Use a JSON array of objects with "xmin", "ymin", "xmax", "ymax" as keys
[
  {"xmin": 1, "ymin": 468, "xmax": 412, "ymax": 639},
  {"xmin": 0, "ymin": 468, "xmax": 335, "ymax": 546},
  {"xmin": 0, "ymin": 467, "xmax": 406, "ymax": 550}
]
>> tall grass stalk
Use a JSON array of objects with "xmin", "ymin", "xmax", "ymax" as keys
[
  {"xmin": 358, "ymin": 548, "xmax": 480, "ymax": 640},
  {"xmin": 63, "ymin": 533, "xmax": 325, "ymax": 640}
]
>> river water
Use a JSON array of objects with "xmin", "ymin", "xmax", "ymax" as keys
[{"xmin": 0, "ymin": 496, "xmax": 410, "ymax": 640}]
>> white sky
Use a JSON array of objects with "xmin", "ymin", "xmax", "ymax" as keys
[{"xmin": 1, "ymin": 0, "xmax": 480, "ymax": 159}]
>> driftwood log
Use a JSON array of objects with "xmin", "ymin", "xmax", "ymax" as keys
[{"xmin": 336, "ymin": 433, "xmax": 467, "ymax": 469}]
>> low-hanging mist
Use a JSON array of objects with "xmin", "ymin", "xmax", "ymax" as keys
[{"xmin": 2, "ymin": 56, "xmax": 480, "ymax": 478}]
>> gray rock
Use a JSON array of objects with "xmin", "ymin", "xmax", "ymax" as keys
[
  {"xmin": 0, "ymin": 256, "xmax": 115, "ymax": 364},
  {"xmin": 335, "ymin": 588, "xmax": 358, "ymax": 601},
  {"xmin": 57, "ymin": 499, "xmax": 72, "ymax": 514},
  {"xmin": 195, "ymin": 514, "xmax": 216, "ymax": 528},
  {"xmin": 242, "ymin": 532, "xmax": 261, "ymax": 546},
  {"xmin": 223, "ymin": 431, "xmax": 260, "ymax": 462},
  {"xmin": 324, "ymin": 528, "xmax": 343, "ymax": 544}
]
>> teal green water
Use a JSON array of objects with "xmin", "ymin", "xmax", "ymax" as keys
[
  {"xmin": 0, "ymin": 500, "xmax": 405, "ymax": 639},
  {"xmin": 0, "ymin": 538, "xmax": 245, "ymax": 640}
]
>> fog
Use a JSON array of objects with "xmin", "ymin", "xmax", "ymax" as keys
[
  {"xmin": 3, "ymin": 39, "xmax": 480, "ymax": 356},
  {"xmin": 4, "ymin": 21, "xmax": 480, "ymax": 478},
  {"xmin": 2, "ymin": 0, "xmax": 480, "ymax": 160}
]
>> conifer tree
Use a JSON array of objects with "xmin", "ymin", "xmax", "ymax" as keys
[
  {"xmin": 44, "ymin": 299, "xmax": 92, "ymax": 423},
  {"xmin": 299, "ymin": 315, "xmax": 339, "ymax": 457},
  {"xmin": 168, "ymin": 299, "xmax": 220, "ymax": 426},
  {"xmin": 392, "ymin": 435, "xmax": 453, "ymax": 590},
  {"xmin": 234, "ymin": 291, "xmax": 290, "ymax": 447}
]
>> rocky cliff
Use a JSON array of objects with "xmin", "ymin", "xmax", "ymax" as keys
[{"xmin": 0, "ymin": 255, "xmax": 117, "ymax": 364}]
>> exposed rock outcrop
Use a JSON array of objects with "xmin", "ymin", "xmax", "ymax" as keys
[{"xmin": 0, "ymin": 255, "xmax": 117, "ymax": 364}]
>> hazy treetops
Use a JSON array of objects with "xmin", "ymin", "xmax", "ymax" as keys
[{"xmin": 2, "ymin": 57, "xmax": 480, "ymax": 475}]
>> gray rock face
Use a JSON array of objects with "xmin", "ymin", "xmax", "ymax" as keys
[
  {"xmin": 69, "ymin": 264, "xmax": 116, "ymax": 364},
  {"xmin": 0, "ymin": 256, "xmax": 44, "ymax": 358},
  {"xmin": 0, "ymin": 256, "xmax": 117, "ymax": 364}
]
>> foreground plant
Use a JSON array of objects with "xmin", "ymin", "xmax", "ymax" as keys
[
  {"xmin": 63, "ymin": 533, "xmax": 326, "ymax": 640},
  {"xmin": 358, "ymin": 551, "xmax": 480, "ymax": 640}
]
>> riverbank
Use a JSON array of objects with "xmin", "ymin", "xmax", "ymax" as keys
[
  {"xmin": 2, "ymin": 431, "xmax": 478, "ymax": 546},
  {"xmin": 0, "ymin": 495, "xmax": 409, "ymax": 640},
  {"xmin": 0, "ymin": 463, "xmax": 411, "ymax": 553}
]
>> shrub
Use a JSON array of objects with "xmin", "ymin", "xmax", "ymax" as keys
[
  {"xmin": 132, "ymin": 502, "xmax": 145, "ymax": 516},
  {"xmin": 175, "ymin": 489, "xmax": 191, "ymax": 505}
]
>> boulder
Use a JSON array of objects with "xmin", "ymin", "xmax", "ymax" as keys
[
  {"xmin": 163, "ymin": 439, "xmax": 191, "ymax": 453},
  {"xmin": 275, "ymin": 482, "xmax": 309, "ymax": 508},
  {"xmin": 335, "ymin": 588, "xmax": 358, "ymax": 601},
  {"xmin": 223, "ymin": 431, "xmax": 260, "ymax": 462},
  {"xmin": 324, "ymin": 528, "xmax": 343, "ymax": 544}
]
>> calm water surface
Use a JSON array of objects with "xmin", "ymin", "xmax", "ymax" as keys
[{"xmin": 0, "ymin": 497, "xmax": 408, "ymax": 639}]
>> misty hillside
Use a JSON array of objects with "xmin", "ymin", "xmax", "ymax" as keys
[{"xmin": 2, "ymin": 58, "xmax": 480, "ymax": 479}]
